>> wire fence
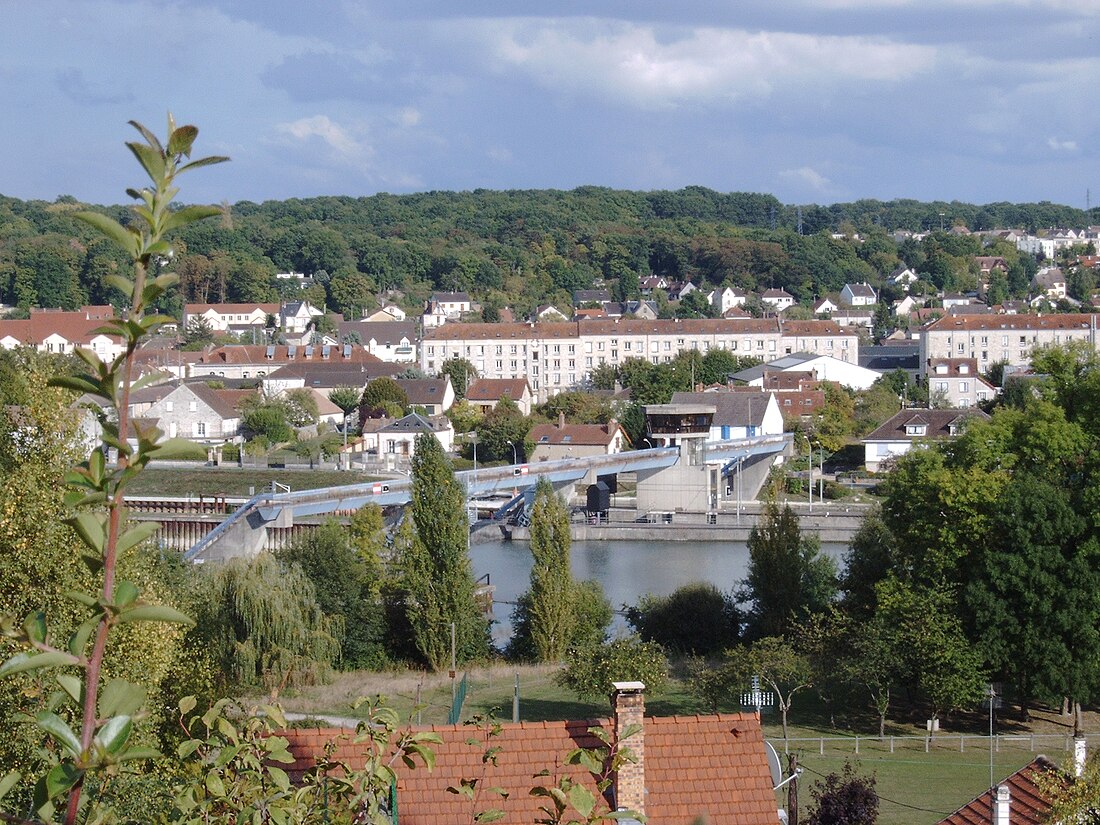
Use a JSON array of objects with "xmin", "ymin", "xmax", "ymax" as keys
[{"xmin": 769, "ymin": 731, "xmax": 1095, "ymax": 758}]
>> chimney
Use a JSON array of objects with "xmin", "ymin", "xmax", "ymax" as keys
[
  {"xmin": 558, "ymin": 411, "xmax": 566, "ymax": 430},
  {"xmin": 993, "ymin": 784, "xmax": 1010, "ymax": 825},
  {"xmin": 611, "ymin": 681, "xmax": 646, "ymax": 817},
  {"xmin": 1075, "ymin": 734, "xmax": 1087, "ymax": 777}
]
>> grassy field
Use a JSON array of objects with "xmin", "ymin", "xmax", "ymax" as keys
[
  {"xmin": 271, "ymin": 664, "xmax": 1083, "ymax": 825},
  {"xmin": 125, "ymin": 466, "xmax": 379, "ymax": 498}
]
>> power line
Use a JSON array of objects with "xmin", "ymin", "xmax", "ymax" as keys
[{"xmin": 799, "ymin": 761, "xmax": 954, "ymax": 816}]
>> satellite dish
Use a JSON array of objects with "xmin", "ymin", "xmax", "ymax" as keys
[{"xmin": 765, "ymin": 741, "xmax": 783, "ymax": 790}]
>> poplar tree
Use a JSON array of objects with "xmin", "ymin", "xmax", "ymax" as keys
[
  {"xmin": 527, "ymin": 478, "xmax": 576, "ymax": 662},
  {"xmin": 404, "ymin": 432, "xmax": 488, "ymax": 670}
]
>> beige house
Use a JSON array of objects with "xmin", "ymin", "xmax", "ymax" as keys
[
  {"xmin": 529, "ymin": 415, "xmax": 627, "ymax": 462},
  {"xmin": 927, "ymin": 358, "xmax": 997, "ymax": 408},
  {"xmin": 183, "ymin": 303, "xmax": 278, "ymax": 333},
  {"xmin": 465, "ymin": 377, "xmax": 533, "ymax": 415},
  {"xmin": 863, "ymin": 408, "xmax": 989, "ymax": 472},
  {"xmin": 919, "ymin": 313, "xmax": 1099, "ymax": 373}
]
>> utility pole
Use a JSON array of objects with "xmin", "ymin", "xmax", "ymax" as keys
[{"xmin": 787, "ymin": 753, "xmax": 799, "ymax": 825}]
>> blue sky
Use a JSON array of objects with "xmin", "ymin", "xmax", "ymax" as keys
[{"xmin": 3, "ymin": 0, "xmax": 1099, "ymax": 208}]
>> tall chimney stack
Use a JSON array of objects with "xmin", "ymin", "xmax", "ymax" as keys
[
  {"xmin": 994, "ymin": 784, "xmax": 1010, "ymax": 825},
  {"xmin": 611, "ymin": 681, "xmax": 646, "ymax": 818}
]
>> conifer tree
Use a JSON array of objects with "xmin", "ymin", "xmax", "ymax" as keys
[
  {"xmin": 527, "ymin": 478, "xmax": 576, "ymax": 662},
  {"xmin": 404, "ymin": 432, "xmax": 488, "ymax": 670}
]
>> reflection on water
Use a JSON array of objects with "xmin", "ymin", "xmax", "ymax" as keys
[{"xmin": 469, "ymin": 538, "xmax": 847, "ymax": 643}]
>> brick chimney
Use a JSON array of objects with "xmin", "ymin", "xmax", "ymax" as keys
[
  {"xmin": 611, "ymin": 681, "xmax": 646, "ymax": 817},
  {"xmin": 558, "ymin": 411, "xmax": 566, "ymax": 429}
]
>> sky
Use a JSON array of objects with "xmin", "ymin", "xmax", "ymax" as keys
[{"xmin": 2, "ymin": 0, "xmax": 1099, "ymax": 208}]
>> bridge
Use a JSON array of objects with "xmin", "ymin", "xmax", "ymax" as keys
[{"xmin": 184, "ymin": 434, "xmax": 791, "ymax": 562}]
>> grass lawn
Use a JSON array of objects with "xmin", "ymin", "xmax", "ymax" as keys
[
  {"xmin": 126, "ymin": 466, "xmax": 380, "ymax": 498},
  {"xmin": 274, "ymin": 664, "xmax": 1083, "ymax": 825}
]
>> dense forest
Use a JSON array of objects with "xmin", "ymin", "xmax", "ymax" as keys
[{"xmin": 1, "ymin": 187, "xmax": 1095, "ymax": 320}]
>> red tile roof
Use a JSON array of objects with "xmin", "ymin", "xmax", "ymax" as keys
[
  {"xmin": 466, "ymin": 378, "xmax": 530, "ymax": 403},
  {"xmin": 530, "ymin": 421, "xmax": 621, "ymax": 447},
  {"xmin": 196, "ymin": 345, "xmax": 384, "ymax": 365},
  {"xmin": 937, "ymin": 757, "xmax": 1061, "ymax": 825},
  {"xmin": 282, "ymin": 712, "xmax": 776, "ymax": 825},
  {"xmin": 924, "ymin": 313, "xmax": 1096, "ymax": 332}
]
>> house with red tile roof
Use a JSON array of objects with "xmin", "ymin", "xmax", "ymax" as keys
[
  {"xmin": 937, "ymin": 756, "xmax": 1062, "ymax": 825},
  {"xmin": 529, "ymin": 415, "xmax": 627, "ymax": 462},
  {"xmin": 465, "ymin": 377, "xmax": 533, "ymax": 415},
  {"xmin": 183, "ymin": 302, "xmax": 279, "ymax": 333},
  {"xmin": 282, "ymin": 683, "xmax": 778, "ymax": 825},
  {"xmin": 0, "ymin": 308, "xmax": 124, "ymax": 360}
]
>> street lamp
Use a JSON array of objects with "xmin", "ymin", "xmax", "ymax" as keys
[{"xmin": 509, "ymin": 441, "xmax": 518, "ymax": 465}]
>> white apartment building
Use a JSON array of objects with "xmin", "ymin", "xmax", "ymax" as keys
[
  {"xmin": 183, "ymin": 303, "xmax": 279, "ymax": 333},
  {"xmin": 926, "ymin": 358, "xmax": 997, "ymax": 407},
  {"xmin": 919, "ymin": 313, "xmax": 1099, "ymax": 374},
  {"xmin": 421, "ymin": 319, "xmax": 858, "ymax": 401}
]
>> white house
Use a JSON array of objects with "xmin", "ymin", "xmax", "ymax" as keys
[
  {"xmin": 363, "ymin": 304, "xmax": 407, "ymax": 322},
  {"xmin": 926, "ymin": 358, "xmax": 997, "ymax": 408},
  {"xmin": 862, "ymin": 408, "xmax": 989, "ymax": 472},
  {"xmin": 423, "ymin": 292, "xmax": 472, "ymax": 329},
  {"xmin": 669, "ymin": 391, "xmax": 784, "ymax": 440},
  {"xmin": 339, "ymin": 320, "xmax": 418, "ymax": 362},
  {"xmin": 841, "ymin": 283, "xmax": 877, "ymax": 307},
  {"xmin": 280, "ymin": 301, "xmax": 325, "ymax": 336},
  {"xmin": 893, "ymin": 296, "xmax": 919, "ymax": 316},
  {"xmin": 889, "ymin": 266, "xmax": 919, "ymax": 290},
  {"xmin": 140, "ymin": 382, "xmax": 243, "ymax": 444},
  {"xmin": 814, "ymin": 296, "xmax": 840, "ymax": 315},
  {"xmin": 377, "ymin": 413, "xmax": 455, "ymax": 456},
  {"xmin": 184, "ymin": 303, "xmax": 279, "ymax": 333},
  {"xmin": 731, "ymin": 352, "xmax": 882, "ymax": 391},
  {"xmin": 707, "ymin": 287, "xmax": 748, "ymax": 315},
  {"xmin": 761, "ymin": 289, "xmax": 795, "ymax": 312}
]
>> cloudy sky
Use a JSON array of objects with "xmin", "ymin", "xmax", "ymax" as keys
[{"xmin": 3, "ymin": 1, "xmax": 1098, "ymax": 208}]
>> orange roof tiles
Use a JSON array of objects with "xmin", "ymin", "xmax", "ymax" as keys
[
  {"xmin": 924, "ymin": 313, "xmax": 1096, "ymax": 332},
  {"xmin": 281, "ymin": 712, "xmax": 776, "ymax": 825},
  {"xmin": 938, "ymin": 757, "xmax": 1061, "ymax": 825}
]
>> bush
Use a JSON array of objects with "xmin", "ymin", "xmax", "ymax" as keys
[
  {"xmin": 557, "ymin": 635, "xmax": 670, "ymax": 703},
  {"xmin": 625, "ymin": 582, "xmax": 739, "ymax": 655},
  {"xmin": 823, "ymin": 480, "xmax": 853, "ymax": 500},
  {"xmin": 507, "ymin": 578, "xmax": 612, "ymax": 661}
]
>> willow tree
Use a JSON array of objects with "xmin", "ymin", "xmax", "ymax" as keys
[
  {"xmin": 195, "ymin": 553, "xmax": 340, "ymax": 690},
  {"xmin": 527, "ymin": 478, "xmax": 576, "ymax": 662},
  {"xmin": 404, "ymin": 432, "xmax": 488, "ymax": 670}
]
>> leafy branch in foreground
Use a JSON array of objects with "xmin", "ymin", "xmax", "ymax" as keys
[{"xmin": 0, "ymin": 115, "xmax": 226, "ymax": 825}]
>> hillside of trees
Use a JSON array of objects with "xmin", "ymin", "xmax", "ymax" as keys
[{"xmin": 1, "ymin": 188, "xmax": 1096, "ymax": 320}]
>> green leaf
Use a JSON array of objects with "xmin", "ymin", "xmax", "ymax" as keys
[
  {"xmin": 23, "ymin": 611, "xmax": 47, "ymax": 645},
  {"xmin": 43, "ymin": 764, "xmax": 82, "ymax": 801},
  {"xmin": 49, "ymin": 375, "xmax": 104, "ymax": 397},
  {"xmin": 100, "ymin": 678, "xmax": 146, "ymax": 718},
  {"xmin": 68, "ymin": 615, "xmax": 100, "ymax": 657},
  {"xmin": 178, "ymin": 695, "xmax": 198, "ymax": 716},
  {"xmin": 128, "ymin": 119, "xmax": 164, "ymax": 154},
  {"xmin": 179, "ymin": 155, "xmax": 230, "ymax": 174},
  {"xmin": 117, "ymin": 746, "xmax": 162, "ymax": 763},
  {"xmin": 474, "ymin": 810, "xmax": 507, "ymax": 823},
  {"xmin": 56, "ymin": 674, "xmax": 82, "ymax": 704},
  {"xmin": 63, "ymin": 590, "xmax": 98, "ymax": 608},
  {"xmin": 0, "ymin": 770, "xmax": 20, "ymax": 801},
  {"xmin": 205, "ymin": 772, "xmax": 226, "ymax": 798},
  {"xmin": 117, "ymin": 604, "xmax": 195, "ymax": 626},
  {"xmin": 567, "ymin": 784, "xmax": 596, "ymax": 818},
  {"xmin": 105, "ymin": 274, "xmax": 136, "ymax": 297},
  {"xmin": 0, "ymin": 651, "xmax": 79, "ymax": 678},
  {"xmin": 74, "ymin": 211, "xmax": 140, "ymax": 256},
  {"xmin": 163, "ymin": 204, "xmax": 224, "ymax": 234},
  {"xmin": 150, "ymin": 437, "xmax": 207, "ymax": 462},
  {"xmin": 114, "ymin": 580, "xmax": 139, "ymax": 609},
  {"xmin": 94, "ymin": 715, "xmax": 133, "ymax": 756},
  {"xmin": 68, "ymin": 512, "xmax": 107, "ymax": 555},
  {"xmin": 126, "ymin": 140, "xmax": 166, "ymax": 183},
  {"xmin": 35, "ymin": 711, "xmax": 82, "ymax": 758},
  {"xmin": 116, "ymin": 522, "xmax": 161, "ymax": 555},
  {"xmin": 268, "ymin": 766, "xmax": 290, "ymax": 793},
  {"xmin": 167, "ymin": 125, "xmax": 199, "ymax": 156}
]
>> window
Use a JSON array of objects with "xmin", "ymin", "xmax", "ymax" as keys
[
  {"xmin": 196, "ymin": 422, "xmax": 206, "ymax": 437},
  {"xmin": 166, "ymin": 401, "xmax": 174, "ymax": 412},
  {"xmin": 960, "ymin": 381, "xmax": 970, "ymax": 393},
  {"xmin": 905, "ymin": 423, "xmax": 928, "ymax": 436},
  {"xmin": 189, "ymin": 401, "xmax": 197, "ymax": 412},
  {"xmin": 957, "ymin": 343, "xmax": 965, "ymax": 353}
]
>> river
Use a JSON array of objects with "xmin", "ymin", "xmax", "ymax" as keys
[{"xmin": 470, "ymin": 537, "xmax": 848, "ymax": 644}]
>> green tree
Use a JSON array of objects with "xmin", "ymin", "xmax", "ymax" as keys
[
  {"xmin": 275, "ymin": 520, "xmax": 389, "ymax": 669},
  {"xmin": 403, "ymin": 433, "xmax": 489, "ymax": 670},
  {"xmin": 192, "ymin": 553, "xmax": 340, "ymax": 689},
  {"xmin": 440, "ymin": 357, "xmax": 477, "ymax": 400},
  {"xmin": 557, "ymin": 636, "xmax": 669, "ymax": 704},
  {"xmin": 743, "ymin": 636, "xmax": 813, "ymax": 742},
  {"xmin": 359, "ymin": 376, "xmax": 409, "ymax": 419},
  {"xmin": 743, "ymin": 500, "xmax": 837, "ymax": 639},
  {"xmin": 625, "ymin": 583, "xmax": 739, "ymax": 656},
  {"xmin": 524, "ymin": 479, "xmax": 576, "ymax": 663},
  {"xmin": 242, "ymin": 401, "xmax": 292, "ymax": 443},
  {"xmin": 474, "ymin": 396, "xmax": 529, "ymax": 462},
  {"xmin": 181, "ymin": 315, "xmax": 215, "ymax": 350},
  {"xmin": 282, "ymin": 387, "xmax": 319, "ymax": 427},
  {"xmin": 328, "ymin": 385, "xmax": 361, "ymax": 415}
]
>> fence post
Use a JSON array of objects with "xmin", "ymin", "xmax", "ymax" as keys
[
  {"xmin": 855, "ymin": 736, "xmax": 859, "ymax": 755},
  {"xmin": 820, "ymin": 738, "xmax": 824, "ymax": 755},
  {"xmin": 1030, "ymin": 734, "xmax": 1035, "ymax": 751},
  {"xmin": 960, "ymin": 735, "xmax": 964, "ymax": 753},
  {"xmin": 890, "ymin": 736, "xmax": 894, "ymax": 754}
]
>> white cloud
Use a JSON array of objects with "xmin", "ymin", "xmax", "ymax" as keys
[
  {"xmin": 393, "ymin": 107, "xmax": 421, "ymax": 128},
  {"xmin": 275, "ymin": 115, "xmax": 363, "ymax": 157},
  {"xmin": 455, "ymin": 19, "xmax": 936, "ymax": 108},
  {"xmin": 486, "ymin": 146, "xmax": 513, "ymax": 163},
  {"xmin": 1048, "ymin": 136, "xmax": 1078, "ymax": 151},
  {"xmin": 780, "ymin": 166, "xmax": 832, "ymax": 192}
]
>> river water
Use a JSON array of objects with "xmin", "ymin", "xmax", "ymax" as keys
[{"xmin": 470, "ymin": 537, "xmax": 848, "ymax": 643}]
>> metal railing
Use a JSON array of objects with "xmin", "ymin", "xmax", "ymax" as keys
[{"xmin": 768, "ymin": 731, "xmax": 1095, "ymax": 756}]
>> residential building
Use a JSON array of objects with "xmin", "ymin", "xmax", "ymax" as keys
[
  {"xmin": 535, "ymin": 304, "xmax": 569, "ymax": 321},
  {"xmin": 926, "ymin": 358, "xmax": 997, "ymax": 407},
  {"xmin": 139, "ymin": 382, "xmax": 245, "ymax": 443},
  {"xmin": 282, "ymin": 683, "xmax": 777, "ymax": 825},
  {"xmin": 814, "ymin": 296, "xmax": 840, "ymax": 315},
  {"xmin": 183, "ymin": 303, "xmax": 279, "ymax": 333},
  {"xmin": 338, "ymin": 319, "xmax": 417, "ymax": 362},
  {"xmin": 760, "ymin": 288, "xmax": 795, "ymax": 312},
  {"xmin": 529, "ymin": 415, "xmax": 627, "ymax": 461},
  {"xmin": 707, "ymin": 287, "xmax": 748, "ymax": 315},
  {"xmin": 670, "ymin": 390, "xmax": 783, "ymax": 439},
  {"xmin": 572, "ymin": 288, "xmax": 612, "ymax": 307},
  {"xmin": 831, "ymin": 309, "xmax": 874, "ymax": 329},
  {"xmin": 919, "ymin": 313, "xmax": 1098, "ymax": 374},
  {"xmin": 376, "ymin": 412, "xmax": 454, "ymax": 456},
  {"xmin": 465, "ymin": 377, "xmax": 533, "ymax": 415},
  {"xmin": 0, "ymin": 307, "xmax": 124, "ymax": 361},
  {"xmin": 423, "ymin": 292, "xmax": 472, "ymax": 329},
  {"xmin": 395, "ymin": 377, "xmax": 455, "ymax": 415},
  {"xmin": 362, "ymin": 303, "xmax": 406, "ymax": 322},
  {"xmin": 862, "ymin": 408, "xmax": 990, "ymax": 472},
  {"xmin": 1032, "ymin": 268, "xmax": 1067, "ymax": 301},
  {"xmin": 731, "ymin": 351, "xmax": 881, "ymax": 391},
  {"xmin": 893, "ymin": 295, "xmax": 918, "ymax": 316},
  {"xmin": 937, "ymin": 756, "xmax": 1060, "ymax": 825},
  {"xmin": 280, "ymin": 301, "xmax": 325, "ymax": 336},
  {"xmin": 420, "ymin": 319, "xmax": 858, "ymax": 401},
  {"xmin": 841, "ymin": 282, "xmax": 877, "ymax": 306},
  {"xmin": 193, "ymin": 344, "xmax": 392, "ymax": 381},
  {"xmin": 889, "ymin": 265, "xmax": 919, "ymax": 290},
  {"xmin": 260, "ymin": 360, "xmax": 404, "ymax": 396}
]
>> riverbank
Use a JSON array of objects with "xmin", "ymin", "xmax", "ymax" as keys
[{"xmin": 498, "ymin": 500, "xmax": 872, "ymax": 544}]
